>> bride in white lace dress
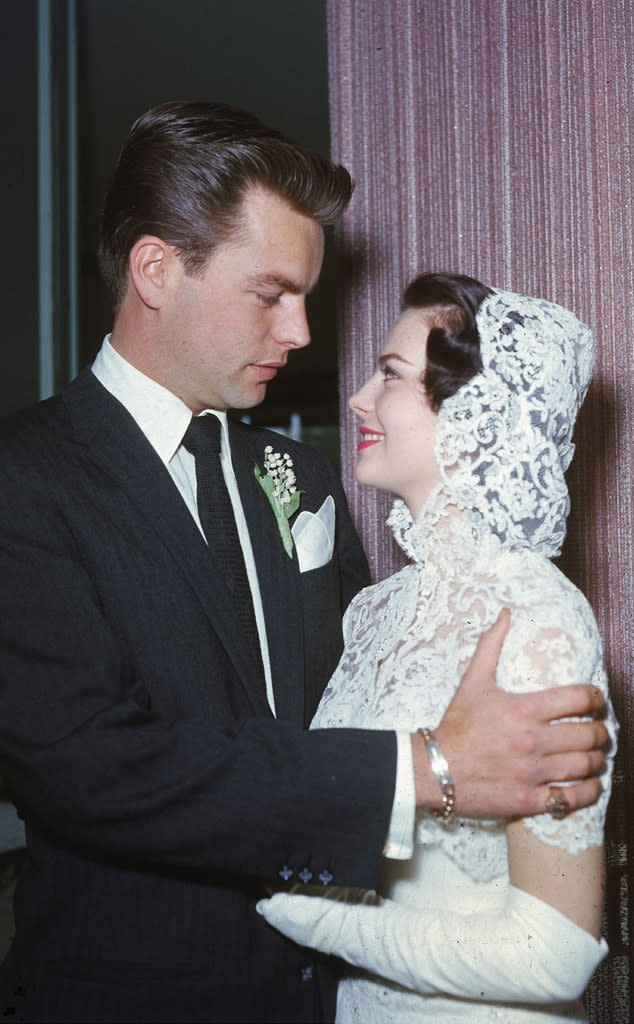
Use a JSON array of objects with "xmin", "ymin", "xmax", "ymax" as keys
[{"xmin": 260, "ymin": 273, "xmax": 617, "ymax": 1022}]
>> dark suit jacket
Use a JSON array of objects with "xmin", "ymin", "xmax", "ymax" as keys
[{"xmin": 0, "ymin": 370, "xmax": 397, "ymax": 1023}]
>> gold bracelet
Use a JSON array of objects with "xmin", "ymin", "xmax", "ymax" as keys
[{"xmin": 419, "ymin": 727, "xmax": 456, "ymax": 825}]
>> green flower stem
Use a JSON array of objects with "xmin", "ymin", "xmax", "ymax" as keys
[{"xmin": 254, "ymin": 464, "xmax": 301, "ymax": 558}]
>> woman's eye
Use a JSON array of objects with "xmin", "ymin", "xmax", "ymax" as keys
[{"xmin": 382, "ymin": 365, "xmax": 398, "ymax": 381}]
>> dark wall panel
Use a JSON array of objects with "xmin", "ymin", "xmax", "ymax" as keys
[{"xmin": 1, "ymin": 2, "xmax": 39, "ymax": 415}]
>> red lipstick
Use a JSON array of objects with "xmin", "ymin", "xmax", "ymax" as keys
[{"xmin": 357, "ymin": 426, "xmax": 385, "ymax": 452}]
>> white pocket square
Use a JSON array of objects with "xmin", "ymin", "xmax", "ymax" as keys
[{"xmin": 291, "ymin": 495, "xmax": 335, "ymax": 573}]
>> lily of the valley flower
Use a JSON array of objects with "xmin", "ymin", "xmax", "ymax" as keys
[{"xmin": 254, "ymin": 446, "xmax": 302, "ymax": 558}]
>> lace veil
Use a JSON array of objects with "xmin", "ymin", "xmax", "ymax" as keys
[{"xmin": 432, "ymin": 288, "xmax": 594, "ymax": 558}]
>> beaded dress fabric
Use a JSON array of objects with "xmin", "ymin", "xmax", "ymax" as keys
[{"xmin": 312, "ymin": 289, "xmax": 617, "ymax": 1022}]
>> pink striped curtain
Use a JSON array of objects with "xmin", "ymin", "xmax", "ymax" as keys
[{"xmin": 327, "ymin": 2, "xmax": 634, "ymax": 1018}]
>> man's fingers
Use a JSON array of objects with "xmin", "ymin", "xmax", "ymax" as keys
[
  {"xmin": 531, "ymin": 749, "xmax": 607, "ymax": 785},
  {"xmin": 532, "ymin": 719, "xmax": 610, "ymax": 757},
  {"xmin": 526, "ymin": 683, "xmax": 606, "ymax": 722},
  {"xmin": 507, "ymin": 778, "xmax": 604, "ymax": 819},
  {"xmin": 536, "ymin": 778, "xmax": 603, "ymax": 816},
  {"xmin": 460, "ymin": 608, "xmax": 511, "ymax": 689}
]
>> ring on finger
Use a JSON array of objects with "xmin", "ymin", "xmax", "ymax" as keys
[{"xmin": 546, "ymin": 788, "xmax": 570, "ymax": 820}]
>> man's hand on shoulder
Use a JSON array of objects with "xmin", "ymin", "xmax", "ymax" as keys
[{"xmin": 412, "ymin": 610, "xmax": 609, "ymax": 819}]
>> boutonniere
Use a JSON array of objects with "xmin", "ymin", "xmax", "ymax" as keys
[{"xmin": 254, "ymin": 445, "xmax": 302, "ymax": 558}]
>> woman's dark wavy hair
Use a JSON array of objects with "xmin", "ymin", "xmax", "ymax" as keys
[
  {"xmin": 98, "ymin": 100, "xmax": 354, "ymax": 310},
  {"xmin": 403, "ymin": 272, "xmax": 493, "ymax": 411}
]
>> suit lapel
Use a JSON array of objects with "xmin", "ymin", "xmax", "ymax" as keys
[
  {"xmin": 63, "ymin": 372, "xmax": 271, "ymax": 717},
  {"xmin": 230, "ymin": 423, "xmax": 306, "ymax": 724}
]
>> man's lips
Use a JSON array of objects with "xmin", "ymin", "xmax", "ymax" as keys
[
  {"xmin": 250, "ymin": 362, "xmax": 285, "ymax": 382},
  {"xmin": 357, "ymin": 427, "xmax": 385, "ymax": 451}
]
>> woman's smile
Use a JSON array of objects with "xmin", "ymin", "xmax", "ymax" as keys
[{"xmin": 357, "ymin": 427, "xmax": 385, "ymax": 451}]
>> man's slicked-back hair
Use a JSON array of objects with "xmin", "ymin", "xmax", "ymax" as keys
[{"xmin": 98, "ymin": 100, "xmax": 354, "ymax": 310}]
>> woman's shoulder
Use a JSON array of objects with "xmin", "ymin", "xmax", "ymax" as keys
[
  {"xmin": 493, "ymin": 551, "xmax": 605, "ymax": 691},
  {"xmin": 497, "ymin": 549, "xmax": 599, "ymax": 631}
]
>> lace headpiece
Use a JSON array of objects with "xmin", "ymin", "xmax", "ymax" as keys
[{"xmin": 434, "ymin": 288, "xmax": 594, "ymax": 557}]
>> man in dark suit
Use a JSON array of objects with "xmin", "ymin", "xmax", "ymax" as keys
[{"xmin": 0, "ymin": 102, "xmax": 608, "ymax": 1022}]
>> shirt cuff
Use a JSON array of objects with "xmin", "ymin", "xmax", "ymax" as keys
[{"xmin": 382, "ymin": 731, "xmax": 416, "ymax": 859}]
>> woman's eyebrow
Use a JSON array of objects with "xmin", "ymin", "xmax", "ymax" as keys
[{"xmin": 378, "ymin": 353, "xmax": 414, "ymax": 368}]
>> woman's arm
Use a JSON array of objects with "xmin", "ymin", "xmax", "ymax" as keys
[
  {"xmin": 503, "ymin": 612, "xmax": 612, "ymax": 941},
  {"xmin": 258, "ymin": 884, "xmax": 606, "ymax": 1003},
  {"xmin": 507, "ymin": 820, "xmax": 604, "ymax": 938}
]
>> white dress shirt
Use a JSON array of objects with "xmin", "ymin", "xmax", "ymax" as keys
[{"xmin": 92, "ymin": 336, "xmax": 415, "ymax": 859}]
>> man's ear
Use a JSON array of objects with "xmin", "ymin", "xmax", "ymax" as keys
[{"xmin": 128, "ymin": 236, "xmax": 178, "ymax": 310}]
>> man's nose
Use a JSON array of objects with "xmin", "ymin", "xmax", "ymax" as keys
[{"xmin": 273, "ymin": 300, "xmax": 311, "ymax": 349}]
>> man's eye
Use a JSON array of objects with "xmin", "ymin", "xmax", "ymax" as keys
[{"xmin": 257, "ymin": 293, "xmax": 281, "ymax": 306}]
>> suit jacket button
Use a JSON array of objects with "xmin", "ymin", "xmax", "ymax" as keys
[
  {"xmin": 319, "ymin": 869, "xmax": 333, "ymax": 885},
  {"xmin": 298, "ymin": 867, "xmax": 313, "ymax": 883},
  {"xmin": 300, "ymin": 965, "xmax": 313, "ymax": 982},
  {"xmin": 279, "ymin": 865, "xmax": 293, "ymax": 881}
]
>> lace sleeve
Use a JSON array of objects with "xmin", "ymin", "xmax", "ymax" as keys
[{"xmin": 497, "ymin": 572, "xmax": 617, "ymax": 853}]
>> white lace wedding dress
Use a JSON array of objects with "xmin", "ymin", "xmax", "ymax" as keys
[
  {"xmin": 308, "ymin": 290, "xmax": 617, "ymax": 1022},
  {"xmin": 311, "ymin": 492, "xmax": 614, "ymax": 1022}
]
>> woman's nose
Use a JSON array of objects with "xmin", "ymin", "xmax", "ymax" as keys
[{"xmin": 349, "ymin": 376, "xmax": 375, "ymax": 417}]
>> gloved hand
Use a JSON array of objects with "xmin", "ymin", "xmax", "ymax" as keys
[{"xmin": 257, "ymin": 885, "xmax": 607, "ymax": 1004}]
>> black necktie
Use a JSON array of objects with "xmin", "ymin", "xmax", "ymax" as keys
[{"xmin": 182, "ymin": 415, "xmax": 264, "ymax": 684}]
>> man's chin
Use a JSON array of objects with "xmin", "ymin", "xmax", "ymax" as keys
[{"xmin": 228, "ymin": 384, "xmax": 269, "ymax": 412}]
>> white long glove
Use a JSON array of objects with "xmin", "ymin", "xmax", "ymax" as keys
[{"xmin": 258, "ymin": 885, "xmax": 607, "ymax": 1004}]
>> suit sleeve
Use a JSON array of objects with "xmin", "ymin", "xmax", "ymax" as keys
[{"xmin": 0, "ymin": 421, "xmax": 393, "ymax": 889}]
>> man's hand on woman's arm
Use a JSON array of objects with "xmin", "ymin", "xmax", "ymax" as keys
[{"xmin": 411, "ymin": 609, "xmax": 609, "ymax": 818}]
